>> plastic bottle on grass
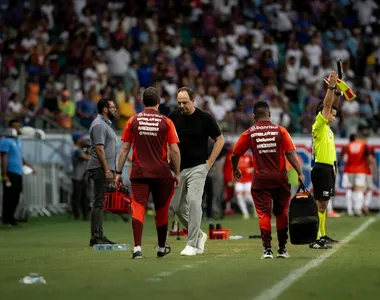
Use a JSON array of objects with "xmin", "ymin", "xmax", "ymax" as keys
[
  {"xmin": 93, "ymin": 244, "xmax": 130, "ymax": 251},
  {"xmin": 19, "ymin": 273, "xmax": 47, "ymax": 284}
]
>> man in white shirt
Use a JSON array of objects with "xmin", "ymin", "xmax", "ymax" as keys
[
  {"xmin": 305, "ymin": 35, "xmax": 322, "ymax": 67},
  {"xmin": 105, "ymin": 43, "xmax": 131, "ymax": 80}
]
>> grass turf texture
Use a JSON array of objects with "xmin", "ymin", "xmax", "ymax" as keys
[{"xmin": 0, "ymin": 214, "xmax": 379, "ymax": 300}]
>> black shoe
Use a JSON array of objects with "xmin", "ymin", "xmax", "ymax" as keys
[
  {"xmin": 277, "ymin": 248, "xmax": 289, "ymax": 258},
  {"xmin": 157, "ymin": 244, "xmax": 171, "ymax": 258},
  {"xmin": 102, "ymin": 236, "xmax": 116, "ymax": 244},
  {"xmin": 261, "ymin": 248, "xmax": 273, "ymax": 259},
  {"xmin": 309, "ymin": 240, "xmax": 332, "ymax": 249},
  {"xmin": 132, "ymin": 250, "xmax": 143, "ymax": 259},
  {"xmin": 320, "ymin": 235, "xmax": 338, "ymax": 244},
  {"xmin": 89, "ymin": 238, "xmax": 104, "ymax": 246}
]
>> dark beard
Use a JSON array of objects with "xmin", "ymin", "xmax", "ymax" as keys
[{"xmin": 107, "ymin": 112, "xmax": 115, "ymax": 120}]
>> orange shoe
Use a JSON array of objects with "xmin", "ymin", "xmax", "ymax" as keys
[{"xmin": 327, "ymin": 210, "xmax": 341, "ymax": 218}]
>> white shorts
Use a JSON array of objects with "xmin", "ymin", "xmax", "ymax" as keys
[
  {"xmin": 366, "ymin": 175, "xmax": 373, "ymax": 190},
  {"xmin": 342, "ymin": 173, "xmax": 367, "ymax": 188},
  {"xmin": 235, "ymin": 182, "xmax": 251, "ymax": 193}
]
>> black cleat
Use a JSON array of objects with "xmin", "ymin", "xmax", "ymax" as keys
[
  {"xmin": 261, "ymin": 248, "xmax": 274, "ymax": 259},
  {"xmin": 309, "ymin": 240, "xmax": 332, "ymax": 249},
  {"xmin": 132, "ymin": 251, "xmax": 143, "ymax": 259},
  {"xmin": 320, "ymin": 235, "xmax": 338, "ymax": 244},
  {"xmin": 277, "ymin": 248, "xmax": 289, "ymax": 258},
  {"xmin": 157, "ymin": 244, "xmax": 171, "ymax": 258}
]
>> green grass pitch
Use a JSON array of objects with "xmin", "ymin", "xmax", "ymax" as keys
[{"xmin": 0, "ymin": 214, "xmax": 379, "ymax": 300}]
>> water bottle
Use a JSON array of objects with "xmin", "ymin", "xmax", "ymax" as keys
[
  {"xmin": 93, "ymin": 244, "xmax": 130, "ymax": 251},
  {"xmin": 229, "ymin": 235, "xmax": 243, "ymax": 240},
  {"xmin": 19, "ymin": 273, "xmax": 46, "ymax": 284}
]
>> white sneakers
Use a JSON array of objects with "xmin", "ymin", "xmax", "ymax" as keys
[
  {"xmin": 180, "ymin": 245, "xmax": 198, "ymax": 256},
  {"xmin": 180, "ymin": 232, "xmax": 208, "ymax": 256},
  {"xmin": 196, "ymin": 232, "xmax": 208, "ymax": 254}
]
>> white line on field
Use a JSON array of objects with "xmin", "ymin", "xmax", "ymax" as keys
[
  {"xmin": 253, "ymin": 217, "xmax": 377, "ymax": 300},
  {"xmin": 146, "ymin": 254, "xmax": 227, "ymax": 282}
]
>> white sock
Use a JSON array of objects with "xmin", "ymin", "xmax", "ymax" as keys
[
  {"xmin": 327, "ymin": 199, "xmax": 333, "ymax": 213},
  {"xmin": 244, "ymin": 194, "xmax": 257, "ymax": 217},
  {"xmin": 237, "ymin": 194, "xmax": 249, "ymax": 216},
  {"xmin": 364, "ymin": 190, "xmax": 372, "ymax": 207},
  {"xmin": 225, "ymin": 202, "xmax": 231, "ymax": 211},
  {"xmin": 353, "ymin": 191, "xmax": 364, "ymax": 215},
  {"xmin": 133, "ymin": 246, "xmax": 142, "ymax": 252},
  {"xmin": 346, "ymin": 189, "xmax": 353, "ymax": 216}
]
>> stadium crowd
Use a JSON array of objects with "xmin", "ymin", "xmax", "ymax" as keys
[{"xmin": 0, "ymin": 0, "xmax": 379, "ymax": 137}]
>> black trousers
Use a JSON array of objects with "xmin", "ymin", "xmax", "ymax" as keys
[
  {"xmin": 71, "ymin": 178, "xmax": 90, "ymax": 220},
  {"xmin": 2, "ymin": 172, "xmax": 23, "ymax": 225},
  {"xmin": 89, "ymin": 168, "xmax": 109, "ymax": 238}
]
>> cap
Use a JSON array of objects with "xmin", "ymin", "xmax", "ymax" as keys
[{"xmin": 72, "ymin": 132, "xmax": 84, "ymax": 143}]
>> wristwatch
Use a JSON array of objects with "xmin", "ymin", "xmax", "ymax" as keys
[
  {"xmin": 327, "ymin": 85, "xmax": 336, "ymax": 90},
  {"xmin": 115, "ymin": 170, "xmax": 122, "ymax": 175},
  {"xmin": 335, "ymin": 91, "xmax": 343, "ymax": 96}
]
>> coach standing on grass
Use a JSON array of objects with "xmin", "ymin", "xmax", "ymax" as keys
[
  {"xmin": 169, "ymin": 87, "xmax": 225, "ymax": 256},
  {"xmin": 232, "ymin": 101, "xmax": 304, "ymax": 259},
  {"xmin": 87, "ymin": 99, "xmax": 118, "ymax": 246}
]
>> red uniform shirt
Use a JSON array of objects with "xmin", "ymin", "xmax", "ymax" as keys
[
  {"xmin": 344, "ymin": 140, "xmax": 369, "ymax": 174},
  {"xmin": 238, "ymin": 153, "xmax": 254, "ymax": 183},
  {"xmin": 121, "ymin": 109, "xmax": 179, "ymax": 179},
  {"xmin": 233, "ymin": 121, "xmax": 295, "ymax": 189}
]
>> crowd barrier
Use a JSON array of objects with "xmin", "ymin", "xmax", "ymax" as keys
[{"xmin": 0, "ymin": 163, "xmax": 73, "ymax": 219}]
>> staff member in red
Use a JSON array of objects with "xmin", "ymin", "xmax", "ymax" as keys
[
  {"xmin": 116, "ymin": 87, "xmax": 181, "ymax": 259},
  {"xmin": 232, "ymin": 101, "xmax": 304, "ymax": 259}
]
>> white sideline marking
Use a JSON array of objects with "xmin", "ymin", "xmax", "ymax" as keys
[
  {"xmin": 253, "ymin": 217, "xmax": 376, "ymax": 300},
  {"xmin": 146, "ymin": 254, "xmax": 227, "ymax": 282}
]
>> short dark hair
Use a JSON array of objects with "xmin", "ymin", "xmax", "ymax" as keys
[
  {"xmin": 8, "ymin": 119, "xmax": 20, "ymax": 127},
  {"xmin": 177, "ymin": 86, "xmax": 195, "ymax": 101},
  {"xmin": 316, "ymin": 101, "xmax": 338, "ymax": 116},
  {"xmin": 349, "ymin": 134, "xmax": 356, "ymax": 142},
  {"xmin": 253, "ymin": 101, "xmax": 270, "ymax": 117},
  {"xmin": 143, "ymin": 87, "xmax": 160, "ymax": 107},
  {"xmin": 97, "ymin": 98, "xmax": 112, "ymax": 114}
]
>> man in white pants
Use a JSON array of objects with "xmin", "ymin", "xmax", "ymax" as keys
[
  {"xmin": 169, "ymin": 87, "xmax": 225, "ymax": 256},
  {"xmin": 234, "ymin": 152, "xmax": 256, "ymax": 219},
  {"xmin": 342, "ymin": 130, "xmax": 370, "ymax": 216},
  {"xmin": 362, "ymin": 141, "xmax": 377, "ymax": 214}
]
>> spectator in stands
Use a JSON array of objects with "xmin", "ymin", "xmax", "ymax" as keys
[
  {"xmin": 58, "ymin": 90, "xmax": 75, "ymax": 129},
  {"xmin": 0, "ymin": 119, "xmax": 35, "ymax": 226}
]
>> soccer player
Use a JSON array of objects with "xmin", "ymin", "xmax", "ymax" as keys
[
  {"xmin": 341, "ymin": 134, "xmax": 356, "ymax": 216},
  {"xmin": 342, "ymin": 128, "xmax": 370, "ymax": 216},
  {"xmin": 232, "ymin": 101, "xmax": 304, "ymax": 259},
  {"xmin": 115, "ymin": 87, "xmax": 181, "ymax": 259},
  {"xmin": 361, "ymin": 128, "xmax": 377, "ymax": 214},
  {"xmin": 234, "ymin": 151, "xmax": 256, "ymax": 219},
  {"xmin": 169, "ymin": 86, "xmax": 224, "ymax": 256},
  {"xmin": 310, "ymin": 70, "xmax": 341, "ymax": 249},
  {"xmin": 223, "ymin": 144, "xmax": 235, "ymax": 216}
]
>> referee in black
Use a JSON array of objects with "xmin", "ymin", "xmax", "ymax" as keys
[{"xmin": 169, "ymin": 87, "xmax": 225, "ymax": 256}]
